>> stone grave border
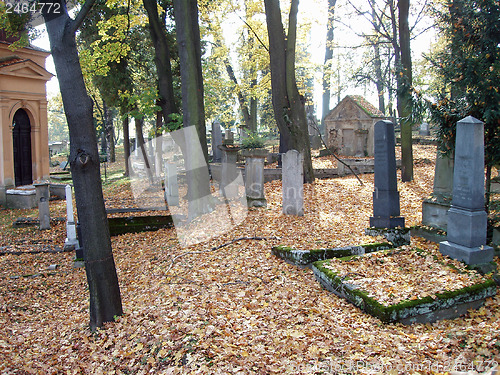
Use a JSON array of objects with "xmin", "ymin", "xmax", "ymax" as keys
[
  {"xmin": 271, "ymin": 242, "xmax": 392, "ymax": 267},
  {"xmin": 312, "ymin": 250, "xmax": 497, "ymax": 324}
]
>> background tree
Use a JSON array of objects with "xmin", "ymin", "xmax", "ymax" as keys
[
  {"xmin": 264, "ymin": 0, "xmax": 314, "ymax": 182},
  {"xmin": 427, "ymin": 0, "xmax": 500, "ymax": 209},
  {"xmin": 42, "ymin": 0, "xmax": 122, "ymax": 331},
  {"xmin": 173, "ymin": 0, "xmax": 213, "ymax": 218},
  {"xmin": 321, "ymin": 0, "xmax": 337, "ymax": 128}
]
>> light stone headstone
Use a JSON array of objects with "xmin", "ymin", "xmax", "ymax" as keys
[
  {"xmin": 282, "ymin": 150, "xmax": 304, "ymax": 216},
  {"xmin": 419, "ymin": 122, "xmax": 430, "ymax": 136},
  {"xmin": 224, "ymin": 130, "xmax": 234, "ymax": 145},
  {"xmin": 421, "ymin": 151, "xmax": 454, "ymax": 231},
  {"xmin": 34, "ymin": 182, "xmax": 50, "ymax": 230},
  {"xmin": 369, "ymin": 120, "xmax": 405, "ymax": 228},
  {"xmin": 219, "ymin": 145, "xmax": 241, "ymax": 199},
  {"xmin": 242, "ymin": 149, "xmax": 268, "ymax": 207},
  {"xmin": 439, "ymin": 116, "xmax": 494, "ymax": 265},
  {"xmin": 64, "ymin": 184, "xmax": 78, "ymax": 250},
  {"xmin": 212, "ymin": 120, "xmax": 223, "ymax": 162},
  {"xmin": 164, "ymin": 161, "xmax": 179, "ymax": 206}
]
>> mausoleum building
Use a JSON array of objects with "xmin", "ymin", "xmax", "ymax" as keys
[
  {"xmin": 324, "ymin": 95, "xmax": 385, "ymax": 157},
  {"xmin": 0, "ymin": 35, "xmax": 53, "ymax": 206}
]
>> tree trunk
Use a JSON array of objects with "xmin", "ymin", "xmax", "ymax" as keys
[
  {"xmin": 103, "ymin": 100, "xmax": 115, "ymax": 162},
  {"xmin": 321, "ymin": 0, "xmax": 336, "ymax": 126},
  {"xmin": 264, "ymin": 0, "xmax": 314, "ymax": 182},
  {"xmin": 398, "ymin": 0, "xmax": 413, "ymax": 182},
  {"xmin": 43, "ymin": 0, "xmax": 122, "ymax": 331},
  {"xmin": 143, "ymin": 0, "xmax": 179, "ymax": 126},
  {"xmin": 135, "ymin": 116, "xmax": 154, "ymax": 183},
  {"xmin": 173, "ymin": 0, "xmax": 213, "ymax": 218},
  {"xmin": 123, "ymin": 114, "xmax": 130, "ymax": 176}
]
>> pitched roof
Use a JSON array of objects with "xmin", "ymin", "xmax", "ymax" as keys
[{"xmin": 348, "ymin": 95, "xmax": 385, "ymax": 117}]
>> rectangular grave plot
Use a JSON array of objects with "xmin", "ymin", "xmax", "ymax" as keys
[
  {"xmin": 271, "ymin": 242, "xmax": 392, "ymax": 267},
  {"xmin": 107, "ymin": 215, "xmax": 174, "ymax": 236},
  {"xmin": 312, "ymin": 258, "xmax": 496, "ymax": 324}
]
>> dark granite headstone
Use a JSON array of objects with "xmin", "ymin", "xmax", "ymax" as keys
[
  {"xmin": 369, "ymin": 120, "xmax": 404, "ymax": 228},
  {"xmin": 440, "ymin": 116, "xmax": 494, "ymax": 265}
]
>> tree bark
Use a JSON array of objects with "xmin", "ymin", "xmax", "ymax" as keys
[
  {"xmin": 321, "ymin": 0, "xmax": 336, "ymax": 126},
  {"xmin": 264, "ymin": 0, "xmax": 314, "ymax": 182},
  {"xmin": 173, "ymin": 0, "xmax": 213, "ymax": 218},
  {"xmin": 398, "ymin": 0, "xmax": 413, "ymax": 182},
  {"xmin": 43, "ymin": 0, "xmax": 122, "ymax": 331},
  {"xmin": 143, "ymin": 0, "xmax": 179, "ymax": 127}
]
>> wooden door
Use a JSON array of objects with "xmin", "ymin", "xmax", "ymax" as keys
[{"xmin": 12, "ymin": 109, "xmax": 32, "ymax": 186}]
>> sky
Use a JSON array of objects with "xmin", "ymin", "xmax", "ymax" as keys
[{"xmin": 31, "ymin": 0, "xmax": 436, "ymax": 118}]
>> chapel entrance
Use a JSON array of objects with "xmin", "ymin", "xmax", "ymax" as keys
[{"xmin": 12, "ymin": 109, "xmax": 32, "ymax": 186}]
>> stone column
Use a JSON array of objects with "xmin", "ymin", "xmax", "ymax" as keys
[
  {"xmin": 282, "ymin": 150, "xmax": 304, "ymax": 216},
  {"xmin": 242, "ymin": 148, "xmax": 268, "ymax": 207},
  {"xmin": 212, "ymin": 120, "xmax": 223, "ymax": 162},
  {"xmin": 369, "ymin": 120, "xmax": 404, "ymax": 228},
  {"xmin": 34, "ymin": 181, "xmax": 50, "ymax": 230},
  {"xmin": 64, "ymin": 184, "xmax": 78, "ymax": 250},
  {"xmin": 440, "ymin": 116, "xmax": 494, "ymax": 265},
  {"xmin": 164, "ymin": 161, "xmax": 179, "ymax": 206},
  {"xmin": 219, "ymin": 144, "xmax": 240, "ymax": 199}
]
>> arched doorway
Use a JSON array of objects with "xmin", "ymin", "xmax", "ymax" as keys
[{"xmin": 12, "ymin": 109, "xmax": 33, "ymax": 186}]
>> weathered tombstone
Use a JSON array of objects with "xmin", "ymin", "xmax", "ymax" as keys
[
  {"xmin": 239, "ymin": 125, "xmax": 248, "ymax": 142},
  {"xmin": 63, "ymin": 185, "xmax": 78, "ymax": 251},
  {"xmin": 421, "ymin": 151, "xmax": 454, "ymax": 231},
  {"xmin": 419, "ymin": 122, "xmax": 430, "ymax": 136},
  {"xmin": 212, "ymin": 120, "xmax": 223, "ymax": 162},
  {"xmin": 242, "ymin": 148, "xmax": 269, "ymax": 207},
  {"xmin": 219, "ymin": 144, "xmax": 241, "ymax": 199},
  {"xmin": 439, "ymin": 116, "xmax": 494, "ymax": 265},
  {"xmin": 369, "ymin": 120, "xmax": 405, "ymax": 228},
  {"xmin": 34, "ymin": 181, "xmax": 50, "ymax": 230},
  {"xmin": 164, "ymin": 161, "xmax": 179, "ymax": 206},
  {"xmin": 224, "ymin": 130, "xmax": 234, "ymax": 145},
  {"xmin": 282, "ymin": 150, "xmax": 304, "ymax": 216}
]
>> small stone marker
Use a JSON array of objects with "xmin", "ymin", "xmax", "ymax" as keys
[
  {"xmin": 439, "ymin": 116, "xmax": 494, "ymax": 265},
  {"xmin": 224, "ymin": 130, "xmax": 234, "ymax": 145},
  {"xmin": 34, "ymin": 182, "xmax": 50, "ymax": 230},
  {"xmin": 369, "ymin": 120, "xmax": 404, "ymax": 228},
  {"xmin": 164, "ymin": 161, "xmax": 179, "ymax": 206},
  {"xmin": 282, "ymin": 150, "xmax": 304, "ymax": 216},
  {"xmin": 63, "ymin": 185, "xmax": 78, "ymax": 251},
  {"xmin": 219, "ymin": 144, "xmax": 241, "ymax": 199},
  {"xmin": 419, "ymin": 122, "xmax": 430, "ymax": 136},
  {"xmin": 242, "ymin": 148, "xmax": 269, "ymax": 207},
  {"xmin": 212, "ymin": 120, "xmax": 223, "ymax": 162}
]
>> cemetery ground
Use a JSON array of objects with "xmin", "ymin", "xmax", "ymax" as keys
[{"xmin": 1, "ymin": 145, "xmax": 500, "ymax": 374}]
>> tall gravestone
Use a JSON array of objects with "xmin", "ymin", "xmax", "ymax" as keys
[
  {"xmin": 164, "ymin": 161, "xmax": 179, "ymax": 206},
  {"xmin": 64, "ymin": 184, "xmax": 78, "ymax": 251},
  {"xmin": 422, "ymin": 151, "xmax": 454, "ymax": 231},
  {"xmin": 34, "ymin": 181, "xmax": 50, "ymax": 230},
  {"xmin": 282, "ymin": 150, "xmax": 304, "ymax": 216},
  {"xmin": 212, "ymin": 120, "xmax": 223, "ymax": 162},
  {"xmin": 369, "ymin": 120, "xmax": 405, "ymax": 228},
  {"xmin": 242, "ymin": 148, "xmax": 268, "ymax": 207},
  {"xmin": 439, "ymin": 116, "xmax": 494, "ymax": 265},
  {"xmin": 219, "ymin": 144, "xmax": 241, "ymax": 199}
]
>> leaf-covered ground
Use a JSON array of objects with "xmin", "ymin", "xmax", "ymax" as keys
[{"xmin": 1, "ymin": 144, "xmax": 499, "ymax": 374}]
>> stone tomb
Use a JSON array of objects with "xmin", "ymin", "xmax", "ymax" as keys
[
  {"xmin": 439, "ymin": 116, "xmax": 494, "ymax": 265},
  {"xmin": 0, "ymin": 36, "xmax": 53, "ymax": 207},
  {"xmin": 369, "ymin": 120, "xmax": 404, "ymax": 229}
]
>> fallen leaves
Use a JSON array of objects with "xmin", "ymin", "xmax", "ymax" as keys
[{"xmin": 0, "ymin": 144, "xmax": 499, "ymax": 374}]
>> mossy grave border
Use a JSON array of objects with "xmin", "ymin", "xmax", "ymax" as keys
[
  {"xmin": 271, "ymin": 242, "xmax": 392, "ymax": 267},
  {"xmin": 312, "ymin": 251, "xmax": 497, "ymax": 324}
]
